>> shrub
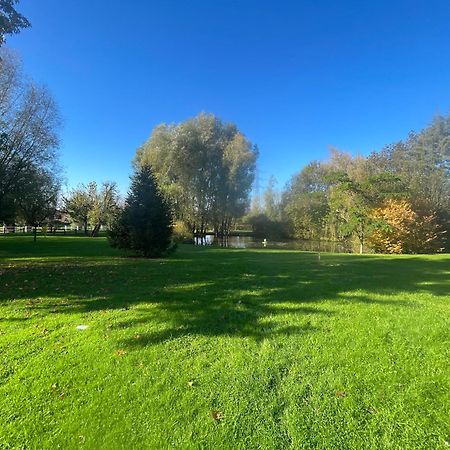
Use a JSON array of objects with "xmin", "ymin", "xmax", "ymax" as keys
[{"xmin": 172, "ymin": 220, "xmax": 192, "ymax": 243}]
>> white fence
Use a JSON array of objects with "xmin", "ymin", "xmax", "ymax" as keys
[{"xmin": 1, "ymin": 225, "xmax": 106, "ymax": 234}]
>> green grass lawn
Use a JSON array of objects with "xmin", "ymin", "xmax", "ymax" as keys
[{"xmin": 0, "ymin": 236, "xmax": 449, "ymax": 449}]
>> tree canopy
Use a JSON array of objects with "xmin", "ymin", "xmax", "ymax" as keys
[
  {"xmin": 135, "ymin": 113, "xmax": 257, "ymax": 237},
  {"xmin": 281, "ymin": 115, "xmax": 450, "ymax": 253},
  {"xmin": 16, "ymin": 166, "xmax": 59, "ymax": 241},
  {"xmin": 0, "ymin": 49, "xmax": 61, "ymax": 223}
]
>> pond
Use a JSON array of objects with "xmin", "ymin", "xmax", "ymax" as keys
[{"xmin": 193, "ymin": 235, "xmax": 354, "ymax": 253}]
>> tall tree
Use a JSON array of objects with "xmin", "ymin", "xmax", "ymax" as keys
[
  {"xmin": 16, "ymin": 166, "xmax": 59, "ymax": 241},
  {"xmin": 0, "ymin": 49, "xmax": 60, "ymax": 222},
  {"xmin": 369, "ymin": 115, "xmax": 450, "ymax": 249},
  {"xmin": 64, "ymin": 183, "xmax": 96, "ymax": 235},
  {"xmin": 88, "ymin": 181, "xmax": 120, "ymax": 237},
  {"xmin": 135, "ymin": 113, "xmax": 257, "ymax": 237},
  {"xmin": 108, "ymin": 166, "xmax": 173, "ymax": 258},
  {"xmin": 282, "ymin": 161, "xmax": 330, "ymax": 240},
  {"xmin": 263, "ymin": 176, "xmax": 281, "ymax": 221}
]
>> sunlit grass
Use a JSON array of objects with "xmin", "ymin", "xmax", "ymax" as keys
[{"xmin": 0, "ymin": 236, "xmax": 449, "ymax": 449}]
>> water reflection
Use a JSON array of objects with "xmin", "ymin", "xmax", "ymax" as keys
[{"xmin": 193, "ymin": 235, "xmax": 353, "ymax": 253}]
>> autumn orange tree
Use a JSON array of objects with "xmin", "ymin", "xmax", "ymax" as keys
[{"xmin": 368, "ymin": 199, "xmax": 445, "ymax": 254}]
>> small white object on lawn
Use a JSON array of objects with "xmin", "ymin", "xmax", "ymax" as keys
[{"xmin": 76, "ymin": 325, "xmax": 89, "ymax": 330}]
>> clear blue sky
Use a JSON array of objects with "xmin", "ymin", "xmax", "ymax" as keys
[{"xmin": 8, "ymin": 0, "xmax": 450, "ymax": 194}]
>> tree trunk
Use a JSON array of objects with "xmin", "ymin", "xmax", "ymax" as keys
[
  {"xmin": 33, "ymin": 226, "xmax": 37, "ymax": 242},
  {"xmin": 91, "ymin": 223, "xmax": 100, "ymax": 237}
]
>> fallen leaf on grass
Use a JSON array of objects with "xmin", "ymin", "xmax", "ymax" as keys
[
  {"xmin": 365, "ymin": 406, "xmax": 377, "ymax": 414},
  {"xmin": 211, "ymin": 410, "xmax": 224, "ymax": 422},
  {"xmin": 187, "ymin": 380, "xmax": 194, "ymax": 388},
  {"xmin": 116, "ymin": 349, "xmax": 127, "ymax": 357},
  {"xmin": 336, "ymin": 391, "xmax": 347, "ymax": 398}
]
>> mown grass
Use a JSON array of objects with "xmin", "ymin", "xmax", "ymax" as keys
[{"xmin": 0, "ymin": 236, "xmax": 449, "ymax": 449}]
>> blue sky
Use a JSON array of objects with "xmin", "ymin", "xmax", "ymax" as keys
[{"xmin": 8, "ymin": 0, "xmax": 450, "ymax": 194}]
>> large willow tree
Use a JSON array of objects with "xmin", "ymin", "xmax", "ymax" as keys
[{"xmin": 135, "ymin": 113, "xmax": 257, "ymax": 237}]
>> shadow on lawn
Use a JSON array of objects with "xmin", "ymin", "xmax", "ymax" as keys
[{"xmin": 1, "ymin": 247, "xmax": 449, "ymax": 344}]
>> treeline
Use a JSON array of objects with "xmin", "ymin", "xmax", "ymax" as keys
[
  {"xmin": 253, "ymin": 117, "xmax": 450, "ymax": 253},
  {"xmin": 1, "ymin": 44, "xmax": 448, "ymax": 254}
]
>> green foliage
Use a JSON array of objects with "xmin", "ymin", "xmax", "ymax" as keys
[
  {"xmin": 281, "ymin": 115, "xmax": 450, "ymax": 254},
  {"xmin": 327, "ymin": 174, "xmax": 376, "ymax": 254},
  {"xmin": 64, "ymin": 183, "xmax": 95, "ymax": 234},
  {"xmin": 263, "ymin": 176, "xmax": 281, "ymax": 221},
  {"xmin": 172, "ymin": 220, "xmax": 192, "ymax": 243},
  {"xmin": 108, "ymin": 166, "xmax": 173, "ymax": 257},
  {"xmin": 135, "ymin": 113, "xmax": 257, "ymax": 236},
  {"xmin": 0, "ymin": 0, "xmax": 30, "ymax": 45},
  {"xmin": 284, "ymin": 191, "xmax": 329, "ymax": 240},
  {"xmin": 88, "ymin": 181, "xmax": 120, "ymax": 237},
  {"xmin": 282, "ymin": 161, "xmax": 331, "ymax": 240},
  {"xmin": 64, "ymin": 181, "xmax": 120, "ymax": 236},
  {"xmin": 367, "ymin": 115, "xmax": 450, "ymax": 250},
  {"xmin": 15, "ymin": 166, "xmax": 60, "ymax": 240},
  {"xmin": 247, "ymin": 213, "xmax": 287, "ymax": 239}
]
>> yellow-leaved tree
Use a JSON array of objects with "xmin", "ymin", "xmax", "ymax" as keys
[{"xmin": 368, "ymin": 199, "xmax": 445, "ymax": 254}]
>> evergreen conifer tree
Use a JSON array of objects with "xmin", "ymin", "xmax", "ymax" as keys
[{"xmin": 109, "ymin": 166, "xmax": 173, "ymax": 257}]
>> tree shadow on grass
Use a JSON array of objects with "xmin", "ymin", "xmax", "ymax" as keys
[{"xmin": 1, "ymin": 246, "xmax": 449, "ymax": 345}]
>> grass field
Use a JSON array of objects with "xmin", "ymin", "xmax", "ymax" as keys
[{"xmin": 0, "ymin": 236, "xmax": 449, "ymax": 449}]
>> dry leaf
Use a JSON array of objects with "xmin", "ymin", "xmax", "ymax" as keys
[
  {"xmin": 211, "ymin": 410, "xmax": 224, "ymax": 422},
  {"xmin": 116, "ymin": 349, "xmax": 127, "ymax": 357},
  {"xmin": 187, "ymin": 380, "xmax": 194, "ymax": 388},
  {"xmin": 336, "ymin": 391, "xmax": 347, "ymax": 398}
]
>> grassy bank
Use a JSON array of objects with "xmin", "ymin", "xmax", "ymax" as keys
[{"xmin": 0, "ymin": 236, "xmax": 449, "ymax": 449}]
